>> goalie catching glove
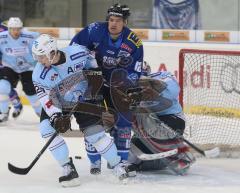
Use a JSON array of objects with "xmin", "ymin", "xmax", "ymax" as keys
[
  {"xmin": 50, "ymin": 113, "xmax": 71, "ymax": 133},
  {"xmin": 127, "ymin": 78, "xmax": 167, "ymax": 103}
]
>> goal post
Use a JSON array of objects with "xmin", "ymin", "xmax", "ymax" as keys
[{"xmin": 179, "ymin": 49, "xmax": 240, "ymax": 157}]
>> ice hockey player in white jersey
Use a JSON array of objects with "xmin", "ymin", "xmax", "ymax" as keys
[
  {"xmin": 0, "ymin": 17, "xmax": 41, "ymax": 122},
  {"xmin": 126, "ymin": 70, "xmax": 196, "ymax": 175},
  {"xmin": 32, "ymin": 34, "xmax": 133, "ymax": 187}
]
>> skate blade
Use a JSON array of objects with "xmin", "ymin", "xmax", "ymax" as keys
[{"xmin": 60, "ymin": 178, "xmax": 81, "ymax": 187}]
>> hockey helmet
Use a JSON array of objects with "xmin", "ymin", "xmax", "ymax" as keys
[
  {"xmin": 32, "ymin": 34, "xmax": 57, "ymax": 62},
  {"xmin": 8, "ymin": 17, "xmax": 23, "ymax": 28},
  {"xmin": 107, "ymin": 3, "xmax": 131, "ymax": 20}
]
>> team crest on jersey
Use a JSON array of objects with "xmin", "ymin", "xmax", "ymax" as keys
[{"xmin": 127, "ymin": 32, "xmax": 142, "ymax": 48}]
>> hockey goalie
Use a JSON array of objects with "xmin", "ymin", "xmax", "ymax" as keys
[
  {"xmin": 124, "ymin": 72, "xmax": 195, "ymax": 175},
  {"xmin": 123, "ymin": 70, "xmax": 196, "ymax": 175}
]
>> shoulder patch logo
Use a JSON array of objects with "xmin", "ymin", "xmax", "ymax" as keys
[{"xmin": 127, "ymin": 32, "xmax": 142, "ymax": 48}]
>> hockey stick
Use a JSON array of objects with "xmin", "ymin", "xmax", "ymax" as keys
[
  {"xmin": 181, "ymin": 138, "xmax": 220, "ymax": 158},
  {"xmin": 147, "ymin": 114, "xmax": 220, "ymax": 158},
  {"xmin": 131, "ymin": 143, "xmax": 178, "ymax": 161},
  {"xmin": 8, "ymin": 132, "xmax": 58, "ymax": 175},
  {"xmin": 138, "ymin": 149, "xmax": 178, "ymax": 161},
  {"xmin": 8, "ymin": 102, "xmax": 80, "ymax": 175}
]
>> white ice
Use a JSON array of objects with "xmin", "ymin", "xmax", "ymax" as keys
[{"xmin": 0, "ymin": 106, "xmax": 240, "ymax": 193}]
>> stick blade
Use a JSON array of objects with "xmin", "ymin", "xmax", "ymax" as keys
[
  {"xmin": 8, "ymin": 162, "xmax": 30, "ymax": 175},
  {"xmin": 204, "ymin": 147, "xmax": 220, "ymax": 158},
  {"xmin": 137, "ymin": 149, "xmax": 178, "ymax": 160}
]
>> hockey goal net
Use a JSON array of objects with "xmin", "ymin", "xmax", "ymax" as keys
[{"xmin": 179, "ymin": 49, "xmax": 240, "ymax": 157}]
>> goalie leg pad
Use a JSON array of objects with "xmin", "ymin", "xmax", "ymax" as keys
[
  {"xmin": 85, "ymin": 126, "xmax": 120, "ymax": 168},
  {"xmin": 40, "ymin": 119, "xmax": 70, "ymax": 166}
]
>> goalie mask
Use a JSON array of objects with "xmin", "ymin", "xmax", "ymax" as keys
[
  {"xmin": 32, "ymin": 34, "xmax": 57, "ymax": 65},
  {"xmin": 107, "ymin": 3, "xmax": 131, "ymax": 20}
]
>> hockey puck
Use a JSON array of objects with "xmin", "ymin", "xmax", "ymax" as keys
[{"xmin": 75, "ymin": 156, "xmax": 82, "ymax": 159}]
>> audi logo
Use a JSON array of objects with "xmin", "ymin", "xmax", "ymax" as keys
[{"xmin": 220, "ymin": 63, "xmax": 240, "ymax": 94}]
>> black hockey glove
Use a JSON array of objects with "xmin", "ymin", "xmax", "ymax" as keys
[{"xmin": 49, "ymin": 113, "xmax": 71, "ymax": 133}]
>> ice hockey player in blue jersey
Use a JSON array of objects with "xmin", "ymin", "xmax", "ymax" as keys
[
  {"xmin": 126, "ymin": 70, "xmax": 196, "ymax": 175},
  {"xmin": 32, "ymin": 34, "xmax": 133, "ymax": 187},
  {"xmin": 70, "ymin": 3, "xmax": 143, "ymax": 174},
  {"xmin": 0, "ymin": 17, "xmax": 41, "ymax": 122},
  {"xmin": 0, "ymin": 18, "xmax": 24, "ymax": 119}
]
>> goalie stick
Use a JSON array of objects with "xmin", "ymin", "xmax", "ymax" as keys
[
  {"xmin": 147, "ymin": 114, "xmax": 220, "ymax": 158},
  {"xmin": 181, "ymin": 138, "xmax": 220, "ymax": 158},
  {"xmin": 8, "ymin": 102, "xmax": 80, "ymax": 175},
  {"xmin": 131, "ymin": 143, "xmax": 178, "ymax": 161}
]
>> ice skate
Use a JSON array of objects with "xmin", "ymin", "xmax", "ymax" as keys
[
  {"xmin": 0, "ymin": 110, "xmax": 9, "ymax": 123},
  {"xmin": 59, "ymin": 158, "xmax": 80, "ymax": 187},
  {"xmin": 90, "ymin": 160, "xmax": 101, "ymax": 175},
  {"xmin": 12, "ymin": 104, "xmax": 23, "ymax": 118},
  {"xmin": 113, "ymin": 162, "xmax": 129, "ymax": 180},
  {"xmin": 121, "ymin": 160, "xmax": 137, "ymax": 177}
]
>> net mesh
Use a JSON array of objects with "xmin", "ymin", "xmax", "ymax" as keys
[{"xmin": 179, "ymin": 49, "xmax": 240, "ymax": 156}]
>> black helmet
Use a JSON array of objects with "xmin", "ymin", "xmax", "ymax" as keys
[{"xmin": 107, "ymin": 3, "xmax": 131, "ymax": 20}]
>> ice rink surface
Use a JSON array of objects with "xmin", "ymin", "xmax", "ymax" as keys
[{"xmin": 0, "ymin": 106, "xmax": 240, "ymax": 193}]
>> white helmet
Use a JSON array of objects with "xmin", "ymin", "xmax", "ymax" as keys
[
  {"xmin": 8, "ymin": 17, "xmax": 23, "ymax": 28},
  {"xmin": 32, "ymin": 34, "xmax": 57, "ymax": 63}
]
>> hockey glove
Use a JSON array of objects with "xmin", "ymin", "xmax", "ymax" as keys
[
  {"xmin": 138, "ymin": 78, "xmax": 167, "ymax": 93},
  {"xmin": 49, "ymin": 113, "xmax": 71, "ymax": 133},
  {"xmin": 140, "ymin": 86, "xmax": 160, "ymax": 101},
  {"xmin": 102, "ymin": 111, "xmax": 116, "ymax": 132},
  {"xmin": 126, "ymin": 87, "xmax": 143, "ymax": 104}
]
